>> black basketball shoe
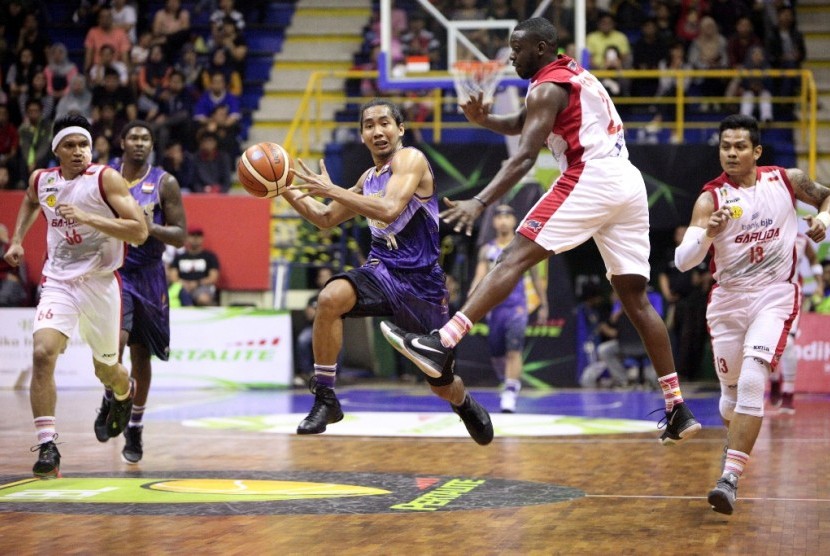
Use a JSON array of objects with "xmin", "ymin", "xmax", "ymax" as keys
[
  {"xmin": 297, "ymin": 376, "xmax": 344, "ymax": 434},
  {"xmin": 708, "ymin": 473, "xmax": 738, "ymax": 515},
  {"xmin": 452, "ymin": 393, "xmax": 494, "ymax": 446},
  {"xmin": 380, "ymin": 321, "xmax": 451, "ymax": 379},
  {"xmin": 658, "ymin": 402, "xmax": 702, "ymax": 446},
  {"xmin": 31, "ymin": 439, "xmax": 61, "ymax": 479},
  {"xmin": 122, "ymin": 425, "xmax": 143, "ymax": 464},
  {"xmin": 94, "ymin": 396, "xmax": 111, "ymax": 442},
  {"xmin": 107, "ymin": 380, "xmax": 135, "ymax": 438}
]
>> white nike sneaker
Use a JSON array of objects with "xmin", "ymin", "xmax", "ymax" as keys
[{"xmin": 500, "ymin": 389, "xmax": 517, "ymax": 413}]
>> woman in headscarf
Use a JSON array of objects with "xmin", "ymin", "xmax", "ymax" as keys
[
  {"xmin": 55, "ymin": 74, "xmax": 93, "ymax": 121},
  {"xmin": 43, "ymin": 43, "xmax": 79, "ymax": 100}
]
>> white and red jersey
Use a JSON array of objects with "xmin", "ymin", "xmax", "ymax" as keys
[
  {"xmin": 35, "ymin": 164, "xmax": 125, "ymax": 280},
  {"xmin": 529, "ymin": 55, "xmax": 627, "ymax": 173},
  {"xmin": 703, "ymin": 166, "xmax": 798, "ymax": 289}
]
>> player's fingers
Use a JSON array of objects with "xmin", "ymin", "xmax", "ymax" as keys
[
  {"xmin": 319, "ymin": 159, "xmax": 329, "ymax": 176},
  {"xmin": 442, "ymin": 196, "xmax": 456, "ymax": 208}
]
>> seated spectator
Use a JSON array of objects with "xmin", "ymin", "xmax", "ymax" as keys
[
  {"xmin": 209, "ymin": 17, "xmax": 247, "ymax": 80},
  {"xmin": 210, "ymin": 0, "xmax": 245, "ymax": 33},
  {"xmin": 161, "ymin": 140, "xmax": 196, "ymax": 191},
  {"xmin": 169, "ymin": 227, "xmax": 221, "ymax": 306},
  {"xmin": 193, "ymin": 71, "xmax": 241, "ymax": 153},
  {"xmin": 400, "ymin": 12, "xmax": 443, "ymax": 71},
  {"xmin": 739, "ymin": 45, "xmax": 774, "ymax": 123},
  {"xmin": 610, "ymin": 0, "xmax": 647, "ymax": 34},
  {"xmin": 0, "ymin": 105, "xmax": 20, "ymax": 184},
  {"xmin": 17, "ymin": 98, "xmax": 53, "ymax": 178},
  {"xmin": 675, "ymin": 1, "xmax": 703, "ymax": 45},
  {"xmin": 16, "ymin": 11, "xmax": 50, "ymax": 68},
  {"xmin": 586, "ymin": 13, "xmax": 631, "ymax": 69},
  {"xmin": 91, "ymin": 134, "xmax": 113, "ymax": 166},
  {"xmin": 200, "ymin": 47, "xmax": 242, "ymax": 96},
  {"xmin": 724, "ymin": 15, "xmax": 762, "ymax": 100},
  {"xmin": 191, "ymin": 130, "xmax": 231, "ymax": 193},
  {"xmin": 0, "ymin": 223, "xmax": 29, "ymax": 307},
  {"xmin": 90, "ymin": 103, "xmax": 127, "ymax": 157},
  {"xmin": 688, "ymin": 15, "xmax": 728, "ymax": 111},
  {"xmin": 152, "ymin": 0, "xmax": 191, "ymax": 63},
  {"xmin": 91, "ymin": 67, "xmax": 137, "ymax": 123},
  {"xmin": 88, "ymin": 44, "xmax": 130, "ymax": 88},
  {"xmin": 631, "ymin": 18, "xmax": 667, "ymax": 98},
  {"xmin": 653, "ymin": 0, "xmax": 678, "ymax": 46},
  {"xmin": 19, "ymin": 70, "xmax": 53, "ymax": 123},
  {"xmin": 84, "ymin": 7, "xmax": 131, "ymax": 72},
  {"xmin": 110, "ymin": 0, "xmax": 138, "ymax": 44},
  {"xmin": 597, "ymin": 46, "xmax": 630, "ymax": 99},
  {"xmin": 652, "ymin": 42, "xmax": 693, "ymax": 140},
  {"xmin": 136, "ymin": 44, "xmax": 172, "ymax": 120},
  {"xmin": 55, "ymin": 74, "xmax": 93, "ymax": 121},
  {"xmin": 71, "ymin": 0, "xmax": 107, "ymax": 28},
  {"xmin": 174, "ymin": 43, "xmax": 204, "ymax": 96},
  {"xmin": 129, "ymin": 30, "xmax": 154, "ymax": 72},
  {"xmin": 151, "ymin": 69, "xmax": 195, "ymax": 154},
  {"xmin": 766, "ymin": 6, "xmax": 805, "ymax": 103},
  {"xmin": 6, "ymin": 47, "xmax": 42, "ymax": 125},
  {"xmin": 43, "ymin": 43, "xmax": 79, "ymax": 101}
]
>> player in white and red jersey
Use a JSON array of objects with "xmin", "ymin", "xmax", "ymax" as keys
[
  {"xmin": 769, "ymin": 232, "xmax": 819, "ymax": 414},
  {"xmin": 3, "ymin": 113, "xmax": 148, "ymax": 478},
  {"xmin": 675, "ymin": 114, "xmax": 830, "ymax": 515},
  {"xmin": 382, "ymin": 17, "xmax": 701, "ymax": 447}
]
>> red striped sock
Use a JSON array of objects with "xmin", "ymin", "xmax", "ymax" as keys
[
  {"xmin": 34, "ymin": 416, "xmax": 56, "ymax": 444},
  {"xmin": 658, "ymin": 372, "xmax": 684, "ymax": 411},
  {"xmin": 438, "ymin": 312, "xmax": 472, "ymax": 348},
  {"xmin": 723, "ymin": 449, "xmax": 749, "ymax": 478}
]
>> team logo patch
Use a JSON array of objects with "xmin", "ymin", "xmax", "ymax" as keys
[
  {"xmin": 0, "ymin": 471, "xmax": 584, "ymax": 516},
  {"xmin": 46, "ymin": 194, "xmax": 57, "ymax": 208},
  {"xmin": 728, "ymin": 205, "xmax": 743, "ymax": 219},
  {"xmin": 523, "ymin": 219, "xmax": 543, "ymax": 233}
]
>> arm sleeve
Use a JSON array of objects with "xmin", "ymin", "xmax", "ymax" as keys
[{"xmin": 674, "ymin": 226, "xmax": 713, "ymax": 273}]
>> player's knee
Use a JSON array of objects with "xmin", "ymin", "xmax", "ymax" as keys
[
  {"xmin": 31, "ymin": 342, "xmax": 60, "ymax": 370},
  {"xmin": 735, "ymin": 356, "xmax": 767, "ymax": 418},
  {"xmin": 316, "ymin": 280, "xmax": 354, "ymax": 316},
  {"xmin": 718, "ymin": 380, "xmax": 738, "ymax": 421}
]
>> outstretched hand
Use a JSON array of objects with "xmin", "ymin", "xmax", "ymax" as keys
[
  {"xmin": 460, "ymin": 91, "xmax": 491, "ymax": 126},
  {"xmin": 288, "ymin": 159, "xmax": 335, "ymax": 199},
  {"xmin": 805, "ymin": 214, "xmax": 828, "ymax": 243},
  {"xmin": 439, "ymin": 197, "xmax": 486, "ymax": 236}
]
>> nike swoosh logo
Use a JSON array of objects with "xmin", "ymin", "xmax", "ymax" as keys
[{"xmin": 410, "ymin": 338, "xmax": 444, "ymax": 355}]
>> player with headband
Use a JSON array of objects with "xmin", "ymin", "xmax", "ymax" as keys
[{"xmin": 3, "ymin": 113, "xmax": 148, "ymax": 478}]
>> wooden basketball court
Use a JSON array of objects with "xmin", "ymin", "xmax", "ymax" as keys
[{"xmin": 0, "ymin": 386, "xmax": 826, "ymax": 554}]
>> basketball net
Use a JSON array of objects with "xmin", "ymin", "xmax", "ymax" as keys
[{"xmin": 451, "ymin": 60, "xmax": 506, "ymax": 106}]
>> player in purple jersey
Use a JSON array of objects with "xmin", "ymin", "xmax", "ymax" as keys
[
  {"xmin": 93, "ymin": 120, "xmax": 186, "ymax": 463},
  {"xmin": 470, "ymin": 204, "xmax": 548, "ymax": 412},
  {"xmin": 284, "ymin": 99, "xmax": 493, "ymax": 445}
]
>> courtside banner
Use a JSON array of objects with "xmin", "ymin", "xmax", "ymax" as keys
[
  {"xmin": 0, "ymin": 307, "xmax": 292, "ymax": 389},
  {"xmin": 794, "ymin": 313, "xmax": 830, "ymax": 393}
]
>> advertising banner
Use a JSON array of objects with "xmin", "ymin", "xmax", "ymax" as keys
[
  {"xmin": 0, "ymin": 307, "xmax": 292, "ymax": 389},
  {"xmin": 794, "ymin": 313, "xmax": 830, "ymax": 393}
]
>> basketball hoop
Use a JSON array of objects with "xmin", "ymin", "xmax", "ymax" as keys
[{"xmin": 451, "ymin": 60, "xmax": 506, "ymax": 106}]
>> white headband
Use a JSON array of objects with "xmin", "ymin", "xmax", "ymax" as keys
[{"xmin": 52, "ymin": 126, "xmax": 93, "ymax": 153}]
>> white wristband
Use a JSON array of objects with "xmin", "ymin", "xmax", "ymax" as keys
[
  {"xmin": 815, "ymin": 211, "xmax": 830, "ymax": 229},
  {"xmin": 811, "ymin": 263, "xmax": 824, "ymax": 277}
]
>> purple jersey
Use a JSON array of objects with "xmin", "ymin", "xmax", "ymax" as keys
[
  {"xmin": 362, "ymin": 148, "xmax": 440, "ymax": 270},
  {"xmin": 115, "ymin": 163, "xmax": 168, "ymax": 269},
  {"xmin": 483, "ymin": 241, "xmax": 526, "ymax": 309}
]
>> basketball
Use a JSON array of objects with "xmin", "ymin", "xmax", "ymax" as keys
[{"xmin": 237, "ymin": 142, "xmax": 294, "ymax": 198}]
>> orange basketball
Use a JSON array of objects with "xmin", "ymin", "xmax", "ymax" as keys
[{"xmin": 237, "ymin": 142, "xmax": 294, "ymax": 198}]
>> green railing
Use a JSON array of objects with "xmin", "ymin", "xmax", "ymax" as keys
[{"xmin": 283, "ymin": 68, "xmax": 818, "ymax": 178}]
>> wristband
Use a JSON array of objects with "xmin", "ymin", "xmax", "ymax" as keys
[
  {"xmin": 472, "ymin": 195, "xmax": 488, "ymax": 207},
  {"xmin": 815, "ymin": 211, "xmax": 830, "ymax": 229},
  {"xmin": 811, "ymin": 263, "xmax": 824, "ymax": 277}
]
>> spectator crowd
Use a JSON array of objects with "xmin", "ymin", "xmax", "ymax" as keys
[{"xmin": 0, "ymin": 0, "xmax": 263, "ymax": 192}]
